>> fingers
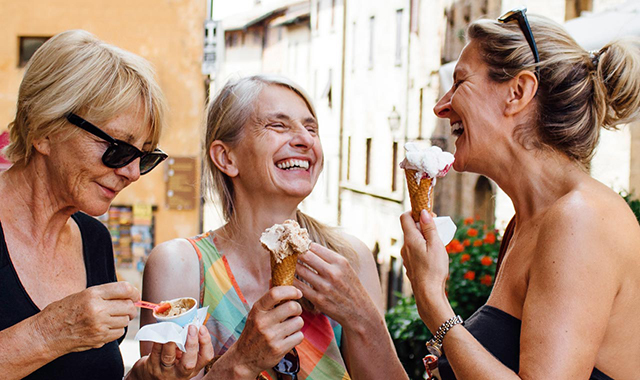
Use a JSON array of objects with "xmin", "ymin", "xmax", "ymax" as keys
[
  {"xmin": 177, "ymin": 325, "xmax": 199, "ymax": 371},
  {"xmin": 294, "ymin": 260, "xmax": 324, "ymax": 288},
  {"xmin": 106, "ymin": 299, "xmax": 138, "ymax": 320},
  {"xmin": 93, "ymin": 281, "xmax": 140, "ymax": 301},
  {"xmin": 254, "ymin": 286, "xmax": 302, "ymax": 311},
  {"xmin": 419, "ymin": 210, "xmax": 443, "ymax": 245},
  {"xmin": 160, "ymin": 342, "xmax": 178, "ymax": 368},
  {"xmin": 196, "ymin": 325, "xmax": 214, "ymax": 369},
  {"xmin": 307, "ymin": 243, "xmax": 339, "ymax": 265},
  {"xmin": 400, "ymin": 211, "xmax": 426, "ymax": 243}
]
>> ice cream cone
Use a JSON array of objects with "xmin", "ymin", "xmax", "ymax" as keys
[
  {"xmin": 405, "ymin": 169, "xmax": 434, "ymax": 222},
  {"xmin": 271, "ymin": 252, "xmax": 300, "ymax": 287}
]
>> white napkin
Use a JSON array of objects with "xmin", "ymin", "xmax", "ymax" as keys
[
  {"xmin": 434, "ymin": 216, "xmax": 457, "ymax": 246},
  {"xmin": 134, "ymin": 306, "xmax": 208, "ymax": 352}
]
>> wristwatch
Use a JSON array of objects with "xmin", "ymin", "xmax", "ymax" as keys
[{"xmin": 425, "ymin": 315, "xmax": 463, "ymax": 357}]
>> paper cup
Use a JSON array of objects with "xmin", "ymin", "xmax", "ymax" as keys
[{"xmin": 153, "ymin": 297, "xmax": 198, "ymax": 327}]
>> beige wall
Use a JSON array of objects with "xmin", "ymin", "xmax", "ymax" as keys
[{"xmin": 0, "ymin": 0, "xmax": 206, "ymax": 245}]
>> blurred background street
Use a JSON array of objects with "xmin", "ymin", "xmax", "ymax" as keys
[{"xmin": 1, "ymin": 0, "xmax": 639, "ymax": 377}]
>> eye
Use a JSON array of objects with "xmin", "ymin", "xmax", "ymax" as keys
[
  {"xmin": 453, "ymin": 80, "xmax": 463, "ymax": 89},
  {"xmin": 305, "ymin": 125, "xmax": 318, "ymax": 135},
  {"xmin": 267, "ymin": 123, "xmax": 287, "ymax": 130}
]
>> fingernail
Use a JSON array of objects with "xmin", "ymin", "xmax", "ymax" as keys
[
  {"xmin": 200, "ymin": 326, "xmax": 207, "ymax": 336},
  {"xmin": 189, "ymin": 325, "xmax": 197, "ymax": 336},
  {"xmin": 420, "ymin": 209, "xmax": 431, "ymax": 223}
]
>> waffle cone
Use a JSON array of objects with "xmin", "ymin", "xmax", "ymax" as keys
[
  {"xmin": 270, "ymin": 253, "xmax": 299, "ymax": 287},
  {"xmin": 405, "ymin": 169, "xmax": 434, "ymax": 222}
]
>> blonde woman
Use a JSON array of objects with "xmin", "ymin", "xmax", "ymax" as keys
[
  {"xmin": 142, "ymin": 75, "xmax": 407, "ymax": 380},
  {"xmin": 0, "ymin": 30, "xmax": 213, "ymax": 379},
  {"xmin": 400, "ymin": 9, "xmax": 640, "ymax": 380}
]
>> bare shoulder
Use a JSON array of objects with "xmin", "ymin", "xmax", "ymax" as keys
[
  {"xmin": 534, "ymin": 182, "xmax": 640, "ymax": 277},
  {"xmin": 338, "ymin": 232, "xmax": 374, "ymax": 267},
  {"xmin": 143, "ymin": 238, "xmax": 200, "ymax": 300},
  {"xmin": 146, "ymin": 238, "xmax": 199, "ymax": 271}
]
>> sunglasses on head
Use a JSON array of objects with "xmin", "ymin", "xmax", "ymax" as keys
[
  {"xmin": 498, "ymin": 7, "xmax": 540, "ymax": 80},
  {"xmin": 66, "ymin": 113, "xmax": 167, "ymax": 175}
]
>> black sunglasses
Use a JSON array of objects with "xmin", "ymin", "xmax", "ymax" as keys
[
  {"xmin": 66, "ymin": 113, "xmax": 167, "ymax": 175},
  {"xmin": 273, "ymin": 348, "xmax": 300, "ymax": 380},
  {"xmin": 498, "ymin": 7, "xmax": 540, "ymax": 80}
]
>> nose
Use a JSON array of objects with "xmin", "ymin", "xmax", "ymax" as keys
[
  {"xmin": 434, "ymin": 87, "xmax": 454, "ymax": 119},
  {"xmin": 290, "ymin": 125, "xmax": 316, "ymax": 150},
  {"xmin": 114, "ymin": 157, "xmax": 142, "ymax": 182}
]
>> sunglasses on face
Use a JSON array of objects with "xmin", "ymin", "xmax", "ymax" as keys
[
  {"xmin": 498, "ymin": 7, "xmax": 540, "ymax": 80},
  {"xmin": 66, "ymin": 113, "xmax": 167, "ymax": 175}
]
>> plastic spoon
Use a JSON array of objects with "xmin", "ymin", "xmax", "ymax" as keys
[{"xmin": 135, "ymin": 300, "xmax": 171, "ymax": 314}]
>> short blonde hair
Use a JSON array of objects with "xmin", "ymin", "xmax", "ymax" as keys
[
  {"xmin": 468, "ymin": 16, "xmax": 640, "ymax": 166},
  {"xmin": 5, "ymin": 29, "xmax": 167, "ymax": 167}
]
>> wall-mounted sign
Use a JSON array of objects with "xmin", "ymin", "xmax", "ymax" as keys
[{"xmin": 166, "ymin": 157, "xmax": 197, "ymax": 210}]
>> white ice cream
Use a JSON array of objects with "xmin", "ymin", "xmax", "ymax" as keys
[
  {"xmin": 260, "ymin": 219, "xmax": 311, "ymax": 263},
  {"xmin": 399, "ymin": 143, "xmax": 454, "ymax": 179}
]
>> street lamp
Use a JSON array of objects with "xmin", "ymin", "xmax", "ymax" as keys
[{"xmin": 388, "ymin": 106, "xmax": 401, "ymax": 132}]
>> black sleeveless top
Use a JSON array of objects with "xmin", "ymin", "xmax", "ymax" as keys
[
  {"xmin": 437, "ymin": 218, "xmax": 613, "ymax": 380},
  {"xmin": 0, "ymin": 212, "xmax": 125, "ymax": 379}
]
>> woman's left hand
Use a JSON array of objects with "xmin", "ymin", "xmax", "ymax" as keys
[
  {"xmin": 294, "ymin": 243, "xmax": 378, "ymax": 327},
  {"xmin": 129, "ymin": 324, "xmax": 214, "ymax": 380}
]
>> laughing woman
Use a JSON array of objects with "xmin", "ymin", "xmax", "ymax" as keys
[
  {"xmin": 0, "ymin": 30, "xmax": 212, "ymax": 380},
  {"xmin": 141, "ymin": 75, "xmax": 407, "ymax": 380},
  {"xmin": 400, "ymin": 9, "xmax": 640, "ymax": 380}
]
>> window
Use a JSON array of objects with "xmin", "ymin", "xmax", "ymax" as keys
[
  {"xmin": 395, "ymin": 9, "xmax": 403, "ymax": 65},
  {"xmin": 365, "ymin": 138, "xmax": 372, "ymax": 185},
  {"xmin": 410, "ymin": 0, "xmax": 420, "ymax": 33},
  {"xmin": 331, "ymin": 0, "xmax": 336, "ymax": 27},
  {"xmin": 565, "ymin": 0, "xmax": 592, "ymax": 21},
  {"xmin": 391, "ymin": 142, "xmax": 398, "ymax": 191},
  {"xmin": 368, "ymin": 16, "xmax": 375, "ymax": 69},
  {"xmin": 316, "ymin": 0, "xmax": 321, "ymax": 30},
  {"xmin": 387, "ymin": 256, "xmax": 403, "ymax": 309},
  {"xmin": 474, "ymin": 176, "xmax": 495, "ymax": 226},
  {"xmin": 18, "ymin": 36, "xmax": 49, "ymax": 67}
]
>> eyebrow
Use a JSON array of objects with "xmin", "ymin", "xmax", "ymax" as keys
[
  {"xmin": 265, "ymin": 112, "xmax": 317, "ymax": 126},
  {"xmin": 453, "ymin": 67, "xmax": 468, "ymax": 82}
]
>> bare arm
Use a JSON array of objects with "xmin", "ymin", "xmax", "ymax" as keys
[
  {"xmin": 401, "ymin": 206, "xmax": 620, "ymax": 379},
  {"xmin": 295, "ymin": 239, "xmax": 408, "ymax": 380},
  {"xmin": 0, "ymin": 282, "xmax": 139, "ymax": 379}
]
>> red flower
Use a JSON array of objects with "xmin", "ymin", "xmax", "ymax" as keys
[
  {"xmin": 480, "ymin": 256, "xmax": 493, "ymax": 266},
  {"xmin": 467, "ymin": 228, "xmax": 478, "ymax": 237},
  {"xmin": 463, "ymin": 239, "xmax": 471, "ymax": 247},
  {"xmin": 464, "ymin": 217, "xmax": 474, "ymax": 225},
  {"xmin": 480, "ymin": 274, "xmax": 493, "ymax": 286},
  {"xmin": 463, "ymin": 270, "xmax": 476, "ymax": 280},
  {"xmin": 446, "ymin": 239, "xmax": 464, "ymax": 254},
  {"xmin": 473, "ymin": 240, "xmax": 483, "ymax": 247},
  {"xmin": 460, "ymin": 254, "xmax": 471, "ymax": 263},
  {"xmin": 484, "ymin": 232, "xmax": 496, "ymax": 244}
]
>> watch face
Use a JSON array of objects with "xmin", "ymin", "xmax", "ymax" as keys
[{"xmin": 426, "ymin": 343, "xmax": 442, "ymax": 358}]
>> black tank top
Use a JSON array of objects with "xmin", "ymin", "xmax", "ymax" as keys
[{"xmin": 0, "ymin": 212, "xmax": 125, "ymax": 379}]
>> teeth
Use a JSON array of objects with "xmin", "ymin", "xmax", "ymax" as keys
[
  {"xmin": 451, "ymin": 121, "xmax": 464, "ymax": 135},
  {"xmin": 276, "ymin": 159, "xmax": 310, "ymax": 170}
]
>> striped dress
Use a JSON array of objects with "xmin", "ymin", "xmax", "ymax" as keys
[{"xmin": 187, "ymin": 231, "xmax": 351, "ymax": 380}]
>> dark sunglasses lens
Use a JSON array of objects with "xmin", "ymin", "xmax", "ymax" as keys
[
  {"xmin": 102, "ymin": 145, "xmax": 139, "ymax": 168},
  {"xmin": 274, "ymin": 349, "xmax": 300, "ymax": 377},
  {"xmin": 139, "ymin": 152, "xmax": 167, "ymax": 174}
]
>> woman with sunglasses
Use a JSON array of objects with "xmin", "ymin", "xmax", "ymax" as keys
[
  {"xmin": 400, "ymin": 9, "xmax": 640, "ymax": 380},
  {"xmin": 0, "ymin": 30, "xmax": 213, "ymax": 379},
  {"xmin": 141, "ymin": 75, "xmax": 408, "ymax": 380}
]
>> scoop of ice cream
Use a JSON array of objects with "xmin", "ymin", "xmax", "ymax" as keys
[
  {"xmin": 260, "ymin": 219, "xmax": 311, "ymax": 263},
  {"xmin": 399, "ymin": 142, "xmax": 454, "ymax": 178}
]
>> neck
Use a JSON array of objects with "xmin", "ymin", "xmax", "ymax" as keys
[
  {"xmin": 216, "ymin": 187, "xmax": 300, "ymax": 277},
  {"xmin": 0, "ymin": 160, "xmax": 78, "ymax": 253},
  {"xmin": 486, "ymin": 148, "xmax": 585, "ymax": 223}
]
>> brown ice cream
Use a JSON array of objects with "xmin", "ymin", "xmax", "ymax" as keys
[{"xmin": 260, "ymin": 220, "xmax": 311, "ymax": 287}]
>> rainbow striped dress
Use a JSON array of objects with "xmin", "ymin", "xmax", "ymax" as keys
[{"xmin": 187, "ymin": 231, "xmax": 351, "ymax": 380}]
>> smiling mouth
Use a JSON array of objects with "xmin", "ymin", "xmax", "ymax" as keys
[
  {"xmin": 451, "ymin": 121, "xmax": 464, "ymax": 137},
  {"xmin": 276, "ymin": 159, "xmax": 310, "ymax": 170}
]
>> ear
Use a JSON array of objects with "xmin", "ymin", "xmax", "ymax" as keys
[
  {"xmin": 209, "ymin": 140, "xmax": 239, "ymax": 177},
  {"xmin": 504, "ymin": 70, "xmax": 538, "ymax": 116},
  {"xmin": 32, "ymin": 136, "xmax": 52, "ymax": 156}
]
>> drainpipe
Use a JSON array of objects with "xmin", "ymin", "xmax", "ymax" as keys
[{"xmin": 337, "ymin": 0, "xmax": 347, "ymax": 225}]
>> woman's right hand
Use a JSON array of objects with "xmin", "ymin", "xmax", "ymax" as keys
[
  {"xmin": 36, "ymin": 281, "xmax": 139, "ymax": 355},
  {"xmin": 221, "ymin": 286, "xmax": 304, "ymax": 378}
]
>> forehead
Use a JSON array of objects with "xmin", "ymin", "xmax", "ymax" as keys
[
  {"xmin": 253, "ymin": 85, "xmax": 315, "ymax": 121},
  {"xmin": 101, "ymin": 104, "xmax": 152, "ymax": 146},
  {"xmin": 454, "ymin": 41, "xmax": 486, "ymax": 79}
]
